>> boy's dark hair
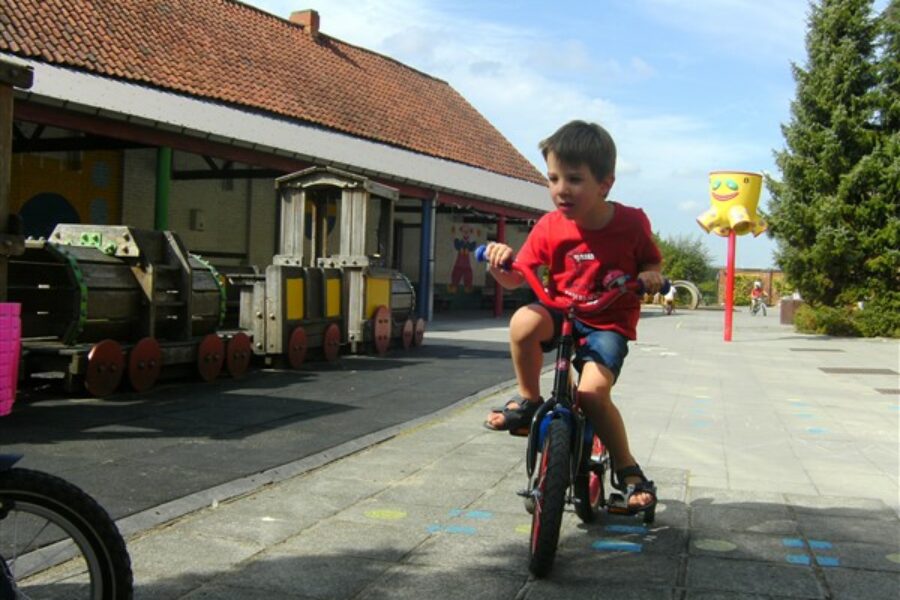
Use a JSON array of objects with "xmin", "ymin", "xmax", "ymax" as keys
[{"xmin": 538, "ymin": 120, "xmax": 616, "ymax": 182}]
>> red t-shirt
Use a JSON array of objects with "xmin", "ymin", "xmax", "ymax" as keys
[{"xmin": 515, "ymin": 203, "xmax": 661, "ymax": 339}]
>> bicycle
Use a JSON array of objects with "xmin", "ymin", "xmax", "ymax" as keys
[
  {"xmin": 475, "ymin": 246, "xmax": 666, "ymax": 577},
  {"xmin": 750, "ymin": 297, "xmax": 767, "ymax": 316},
  {"xmin": 0, "ymin": 454, "xmax": 133, "ymax": 599}
]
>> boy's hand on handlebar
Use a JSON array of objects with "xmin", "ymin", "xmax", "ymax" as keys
[
  {"xmin": 483, "ymin": 242, "xmax": 515, "ymax": 270},
  {"xmin": 638, "ymin": 270, "xmax": 665, "ymax": 294}
]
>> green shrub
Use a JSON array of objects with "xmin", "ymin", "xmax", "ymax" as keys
[
  {"xmin": 853, "ymin": 298, "xmax": 900, "ymax": 338},
  {"xmin": 793, "ymin": 300, "xmax": 900, "ymax": 338},
  {"xmin": 794, "ymin": 305, "xmax": 861, "ymax": 337}
]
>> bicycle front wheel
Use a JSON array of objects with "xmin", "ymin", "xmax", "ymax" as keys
[
  {"xmin": 0, "ymin": 468, "xmax": 133, "ymax": 599},
  {"xmin": 529, "ymin": 418, "xmax": 571, "ymax": 578}
]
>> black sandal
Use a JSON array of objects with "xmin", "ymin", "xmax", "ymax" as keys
[
  {"xmin": 490, "ymin": 395, "xmax": 525, "ymax": 414},
  {"xmin": 612, "ymin": 464, "xmax": 657, "ymax": 514},
  {"xmin": 484, "ymin": 398, "xmax": 542, "ymax": 436}
]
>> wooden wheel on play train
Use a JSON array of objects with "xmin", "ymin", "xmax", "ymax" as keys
[
  {"xmin": 287, "ymin": 325, "xmax": 308, "ymax": 369},
  {"xmin": 196, "ymin": 333, "xmax": 224, "ymax": 382},
  {"xmin": 225, "ymin": 332, "xmax": 252, "ymax": 379},
  {"xmin": 322, "ymin": 322, "xmax": 341, "ymax": 363},
  {"xmin": 413, "ymin": 317, "xmax": 426, "ymax": 347},
  {"xmin": 401, "ymin": 318, "xmax": 414, "ymax": 350},
  {"xmin": 85, "ymin": 339, "xmax": 124, "ymax": 397},
  {"xmin": 127, "ymin": 337, "xmax": 162, "ymax": 392},
  {"xmin": 371, "ymin": 305, "xmax": 391, "ymax": 356}
]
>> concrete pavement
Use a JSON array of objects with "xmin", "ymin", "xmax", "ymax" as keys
[{"xmin": 121, "ymin": 306, "xmax": 899, "ymax": 599}]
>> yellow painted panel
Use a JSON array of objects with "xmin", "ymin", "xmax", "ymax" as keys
[
  {"xmin": 365, "ymin": 277, "xmax": 391, "ymax": 318},
  {"xmin": 326, "ymin": 277, "xmax": 341, "ymax": 318},
  {"xmin": 10, "ymin": 151, "xmax": 123, "ymax": 236},
  {"xmin": 286, "ymin": 278, "xmax": 304, "ymax": 320}
]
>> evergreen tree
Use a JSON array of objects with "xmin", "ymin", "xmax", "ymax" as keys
[{"xmin": 765, "ymin": 0, "xmax": 895, "ymax": 308}]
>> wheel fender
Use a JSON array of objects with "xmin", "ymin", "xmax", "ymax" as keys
[{"xmin": 536, "ymin": 408, "xmax": 573, "ymax": 453}]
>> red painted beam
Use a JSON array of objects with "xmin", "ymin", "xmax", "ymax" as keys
[
  {"xmin": 16, "ymin": 100, "xmax": 546, "ymax": 220},
  {"xmin": 15, "ymin": 101, "xmax": 310, "ymax": 172}
]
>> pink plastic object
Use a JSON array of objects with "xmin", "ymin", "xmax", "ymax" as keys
[{"xmin": 0, "ymin": 303, "xmax": 21, "ymax": 416}]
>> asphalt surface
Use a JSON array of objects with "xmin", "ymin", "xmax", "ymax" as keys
[
  {"xmin": 0, "ymin": 314, "xmax": 532, "ymax": 525},
  {"xmin": 7, "ymin": 306, "xmax": 900, "ymax": 598}
]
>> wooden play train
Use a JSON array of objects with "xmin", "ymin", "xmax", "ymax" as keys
[{"xmin": 8, "ymin": 167, "xmax": 425, "ymax": 397}]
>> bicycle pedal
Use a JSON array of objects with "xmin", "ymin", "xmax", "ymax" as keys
[
  {"xmin": 607, "ymin": 492, "xmax": 630, "ymax": 514},
  {"xmin": 516, "ymin": 488, "xmax": 533, "ymax": 498}
]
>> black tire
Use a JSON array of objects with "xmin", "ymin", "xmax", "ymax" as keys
[
  {"xmin": 0, "ymin": 468, "xmax": 133, "ymax": 599},
  {"xmin": 573, "ymin": 435, "xmax": 605, "ymax": 524},
  {"xmin": 529, "ymin": 418, "xmax": 570, "ymax": 578}
]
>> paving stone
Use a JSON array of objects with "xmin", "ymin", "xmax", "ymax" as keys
[
  {"xmin": 822, "ymin": 567, "xmax": 900, "ymax": 600},
  {"xmin": 686, "ymin": 556, "xmax": 824, "ymax": 597},
  {"xmin": 690, "ymin": 504, "xmax": 798, "ymax": 535},
  {"xmin": 357, "ymin": 564, "xmax": 525, "ymax": 600}
]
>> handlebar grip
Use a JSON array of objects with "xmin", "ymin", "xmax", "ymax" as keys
[
  {"xmin": 474, "ymin": 244, "xmax": 512, "ymax": 271},
  {"xmin": 634, "ymin": 279, "xmax": 671, "ymax": 295}
]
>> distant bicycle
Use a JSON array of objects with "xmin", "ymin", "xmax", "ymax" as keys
[
  {"xmin": 0, "ymin": 454, "xmax": 133, "ymax": 599},
  {"xmin": 750, "ymin": 297, "xmax": 767, "ymax": 316}
]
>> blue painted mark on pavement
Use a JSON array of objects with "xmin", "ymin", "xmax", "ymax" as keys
[
  {"xmin": 605, "ymin": 525, "xmax": 646, "ymax": 534},
  {"xmin": 806, "ymin": 427, "xmax": 828, "ymax": 434},
  {"xmin": 427, "ymin": 524, "xmax": 477, "ymax": 535},
  {"xmin": 444, "ymin": 525, "xmax": 477, "ymax": 535},
  {"xmin": 808, "ymin": 540, "xmax": 833, "ymax": 550},
  {"xmin": 447, "ymin": 509, "xmax": 462, "ymax": 517},
  {"xmin": 783, "ymin": 538, "xmax": 805, "ymax": 548},
  {"xmin": 786, "ymin": 554, "xmax": 811, "ymax": 565},
  {"xmin": 465, "ymin": 510, "xmax": 493, "ymax": 520},
  {"xmin": 815, "ymin": 555, "xmax": 840, "ymax": 567},
  {"xmin": 592, "ymin": 540, "xmax": 642, "ymax": 553}
]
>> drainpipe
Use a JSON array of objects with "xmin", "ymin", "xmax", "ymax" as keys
[
  {"xmin": 493, "ymin": 215, "xmax": 506, "ymax": 317},
  {"xmin": 418, "ymin": 193, "xmax": 436, "ymax": 321},
  {"xmin": 154, "ymin": 147, "xmax": 172, "ymax": 230}
]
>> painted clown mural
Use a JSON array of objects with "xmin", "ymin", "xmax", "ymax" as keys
[{"xmin": 448, "ymin": 223, "xmax": 480, "ymax": 293}]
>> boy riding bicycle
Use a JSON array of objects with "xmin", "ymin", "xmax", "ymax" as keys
[{"xmin": 482, "ymin": 120, "xmax": 664, "ymax": 513}]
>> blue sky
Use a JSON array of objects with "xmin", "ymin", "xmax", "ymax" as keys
[{"xmin": 242, "ymin": 0, "xmax": 885, "ymax": 269}]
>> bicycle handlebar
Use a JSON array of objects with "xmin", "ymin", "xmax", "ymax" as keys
[{"xmin": 475, "ymin": 244, "xmax": 670, "ymax": 314}]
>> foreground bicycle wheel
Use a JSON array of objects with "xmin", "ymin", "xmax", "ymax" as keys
[
  {"xmin": 0, "ymin": 468, "xmax": 133, "ymax": 599},
  {"xmin": 573, "ymin": 435, "xmax": 606, "ymax": 524},
  {"xmin": 529, "ymin": 418, "xmax": 571, "ymax": 578}
]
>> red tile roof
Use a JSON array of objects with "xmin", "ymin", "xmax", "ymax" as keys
[{"xmin": 1, "ymin": 0, "xmax": 546, "ymax": 185}]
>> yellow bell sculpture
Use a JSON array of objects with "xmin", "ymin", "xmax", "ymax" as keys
[
  {"xmin": 696, "ymin": 171, "xmax": 767, "ymax": 237},
  {"xmin": 696, "ymin": 171, "xmax": 767, "ymax": 342}
]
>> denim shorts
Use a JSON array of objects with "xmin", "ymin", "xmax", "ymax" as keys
[{"xmin": 540, "ymin": 307, "xmax": 630, "ymax": 382}]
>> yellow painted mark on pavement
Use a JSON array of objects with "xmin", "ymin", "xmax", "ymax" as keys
[
  {"xmin": 515, "ymin": 524, "xmax": 531, "ymax": 534},
  {"xmin": 365, "ymin": 509, "xmax": 407, "ymax": 521},
  {"xmin": 694, "ymin": 539, "xmax": 737, "ymax": 552},
  {"xmin": 887, "ymin": 553, "xmax": 900, "ymax": 564}
]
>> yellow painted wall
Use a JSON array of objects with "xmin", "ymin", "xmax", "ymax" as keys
[{"xmin": 10, "ymin": 151, "xmax": 122, "ymax": 237}]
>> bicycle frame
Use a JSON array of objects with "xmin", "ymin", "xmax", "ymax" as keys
[
  {"xmin": 475, "ymin": 245, "xmax": 666, "ymax": 577},
  {"xmin": 505, "ymin": 264, "xmax": 643, "ymax": 478}
]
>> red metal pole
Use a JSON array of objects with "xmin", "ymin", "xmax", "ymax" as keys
[
  {"xmin": 724, "ymin": 230, "xmax": 736, "ymax": 341},
  {"xmin": 493, "ymin": 216, "xmax": 506, "ymax": 318}
]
